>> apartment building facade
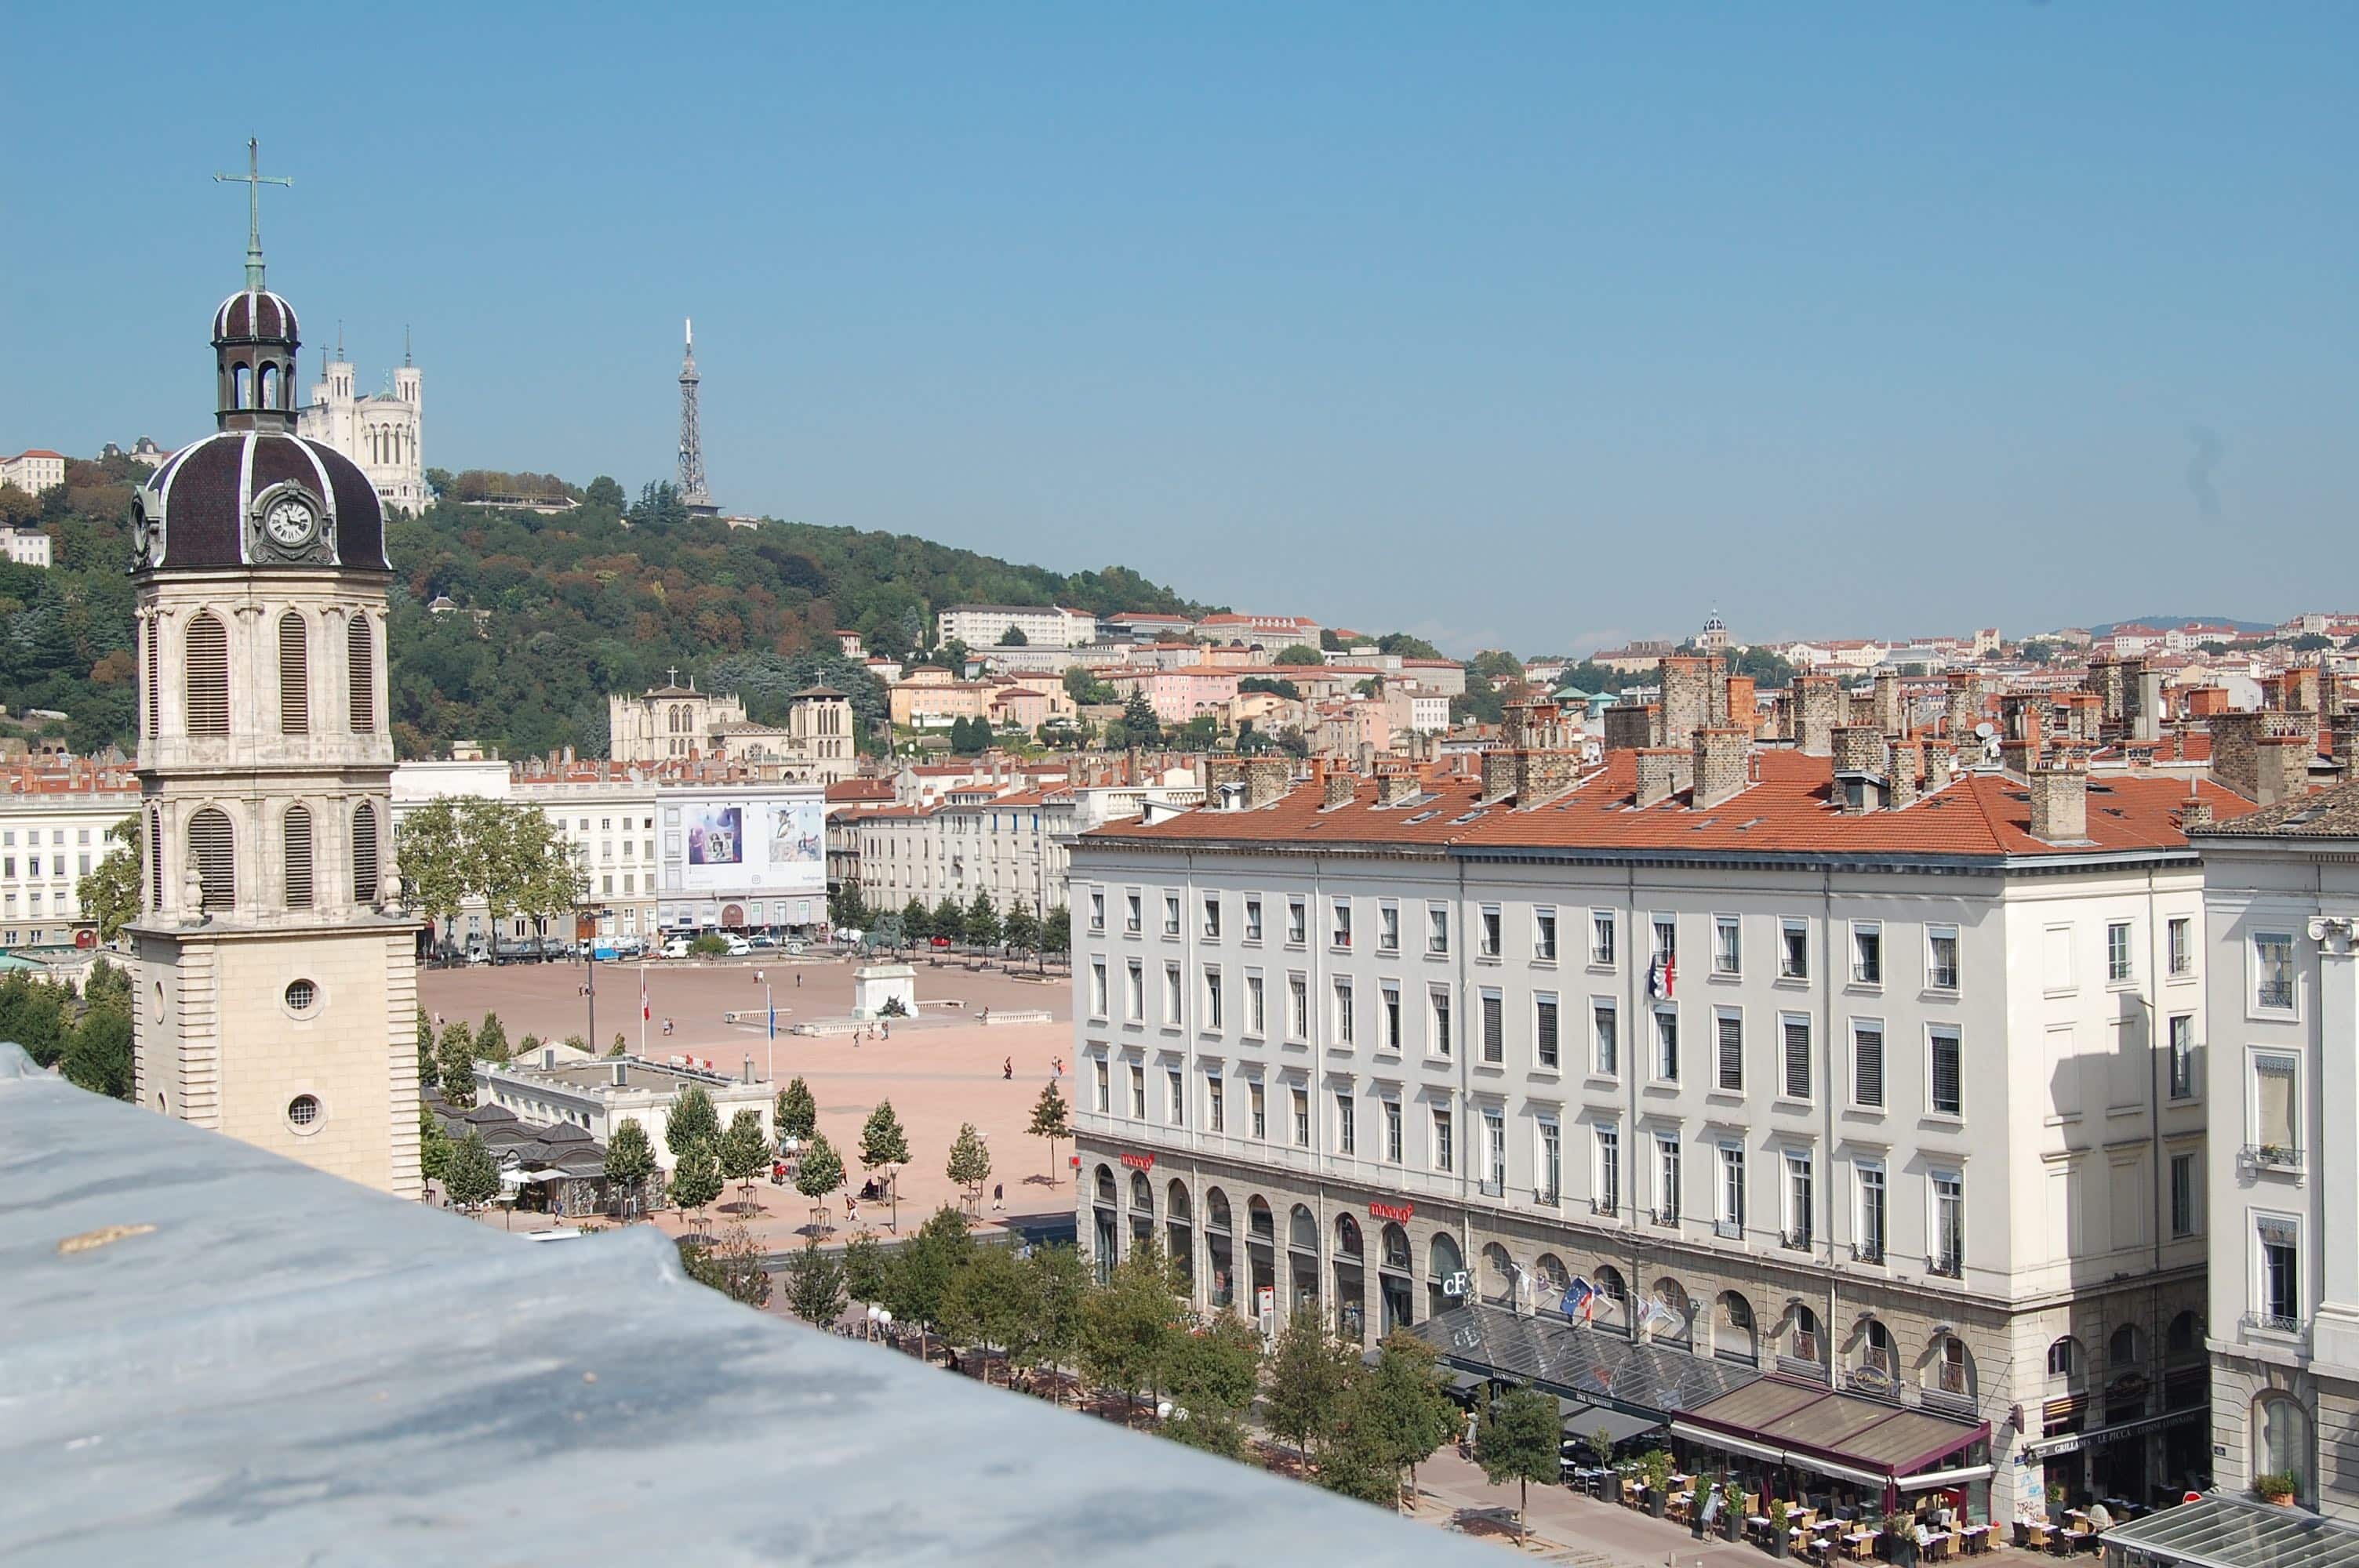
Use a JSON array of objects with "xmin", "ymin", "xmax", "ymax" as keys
[
  {"xmin": 936, "ymin": 604, "xmax": 1098, "ymax": 650},
  {"xmin": 0, "ymin": 773, "xmax": 140, "ymax": 949},
  {"xmin": 2191, "ymin": 782, "xmax": 2359, "ymax": 1519},
  {"xmin": 1070, "ymin": 746, "xmax": 2243, "ymax": 1521}
]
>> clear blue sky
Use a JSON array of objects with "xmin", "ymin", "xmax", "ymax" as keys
[{"xmin": 8, "ymin": 4, "xmax": 2352, "ymax": 654}]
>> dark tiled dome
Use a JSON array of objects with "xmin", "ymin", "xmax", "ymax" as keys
[
  {"xmin": 137, "ymin": 431, "xmax": 387, "ymax": 572},
  {"xmin": 213, "ymin": 288, "xmax": 299, "ymax": 343}
]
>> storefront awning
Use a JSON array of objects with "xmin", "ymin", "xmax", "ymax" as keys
[
  {"xmin": 2018, "ymin": 1407, "xmax": 2203, "ymax": 1461},
  {"xmin": 1412, "ymin": 1301, "xmax": 1760, "ymax": 1421},
  {"xmin": 1675, "ymin": 1377, "xmax": 1989, "ymax": 1486},
  {"xmin": 2102, "ymin": 1493, "xmax": 2359, "ymax": 1568},
  {"xmin": 1564, "ymin": 1404, "xmax": 1667, "ymax": 1447}
]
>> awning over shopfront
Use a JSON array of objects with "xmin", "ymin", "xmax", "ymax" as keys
[
  {"xmin": 2019, "ymin": 1408, "xmax": 2205, "ymax": 1461},
  {"xmin": 1412, "ymin": 1302, "xmax": 1759, "ymax": 1421},
  {"xmin": 2102, "ymin": 1494, "xmax": 2359, "ymax": 1568},
  {"xmin": 1674, "ymin": 1378, "xmax": 1990, "ymax": 1491},
  {"xmin": 1563, "ymin": 1403, "xmax": 1668, "ymax": 1448}
]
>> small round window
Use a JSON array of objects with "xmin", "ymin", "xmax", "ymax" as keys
[
  {"xmin": 285, "ymin": 979, "xmax": 318, "ymax": 1013},
  {"xmin": 287, "ymin": 1093, "xmax": 322, "ymax": 1129}
]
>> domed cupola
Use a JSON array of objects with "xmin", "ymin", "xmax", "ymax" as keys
[{"xmin": 208, "ymin": 141, "xmax": 303, "ymax": 435}]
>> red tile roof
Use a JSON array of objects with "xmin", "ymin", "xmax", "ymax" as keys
[{"xmin": 1089, "ymin": 750, "xmax": 2254, "ymax": 860}]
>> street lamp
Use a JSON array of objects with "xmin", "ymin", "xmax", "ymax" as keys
[{"xmin": 867, "ymin": 1304, "xmax": 892, "ymax": 1344}]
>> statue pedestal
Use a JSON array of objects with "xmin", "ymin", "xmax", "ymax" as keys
[{"xmin": 852, "ymin": 964, "xmax": 916, "ymax": 1021}]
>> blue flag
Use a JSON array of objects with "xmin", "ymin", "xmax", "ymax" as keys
[{"xmin": 768, "ymin": 1003, "xmax": 776, "ymax": 1040}]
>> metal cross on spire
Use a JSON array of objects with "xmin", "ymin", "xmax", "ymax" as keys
[{"xmin": 214, "ymin": 138, "xmax": 292, "ymax": 292}]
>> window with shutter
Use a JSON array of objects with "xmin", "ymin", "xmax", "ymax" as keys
[
  {"xmin": 144, "ymin": 620, "xmax": 159, "ymax": 738},
  {"xmin": 351, "ymin": 800, "xmax": 380, "ymax": 906},
  {"xmin": 278, "ymin": 612, "xmax": 309, "ymax": 734},
  {"xmin": 1481, "ymin": 992, "xmax": 1503, "ymax": 1062},
  {"xmin": 189, "ymin": 808, "xmax": 234, "ymax": 911},
  {"xmin": 1854, "ymin": 1024, "xmax": 1885, "ymax": 1108},
  {"xmin": 1716, "ymin": 1011, "xmax": 1743, "ymax": 1090},
  {"xmin": 1930, "ymin": 1027, "xmax": 1961, "ymax": 1115},
  {"xmin": 347, "ymin": 615, "xmax": 375, "ymax": 732},
  {"xmin": 1535, "ymin": 997, "xmax": 1558, "ymax": 1068},
  {"xmin": 1783, "ymin": 1018, "xmax": 1812, "ymax": 1099},
  {"xmin": 282, "ymin": 804, "xmax": 314, "ymax": 909},
  {"xmin": 185, "ymin": 613, "xmax": 229, "ymax": 736}
]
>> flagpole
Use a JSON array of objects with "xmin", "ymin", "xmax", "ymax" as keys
[
  {"xmin": 765, "ymin": 978, "xmax": 775, "ymax": 1085},
  {"xmin": 638, "ymin": 963, "xmax": 646, "ymax": 1057}
]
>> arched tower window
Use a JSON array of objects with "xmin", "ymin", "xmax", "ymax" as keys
[
  {"xmin": 258, "ymin": 363, "xmax": 278, "ymax": 411},
  {"xmin": 184, "ymin": 613, "xmax": 230, "ymax": 736},
  {"xmin": 278, "ymin": 612, "xmax": 309, "ymax": 733},
  {"xmin": 232, "ymin": 362, "xmax": 251, "ymax": 408},
  {"xmin": 347, "ymin": 615, "xmax": 375, "ymax": 731},
  {"xmin": 189, "ymin": 808, "xmax": 234, "ymax": 912},
  {"xmin": 351, "ymin": 800, "xmax": 380, "ymax": 906},
  {"xmin": 282, "ymin": 804, "xmax": 314, "ymax": 909},
  {"xmin": 144, "ymin": 618, "xmax": 158, "ymax": 738}
]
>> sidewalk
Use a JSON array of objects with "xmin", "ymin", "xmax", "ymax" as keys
[{"xmin": 1405, "ymin": 1450, "xmax": 1769, "ymax": 1568}]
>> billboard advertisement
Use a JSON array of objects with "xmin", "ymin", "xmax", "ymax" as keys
[{"xmin": 679, "ymin": 797, "xmax": 826, "ymax": 895}]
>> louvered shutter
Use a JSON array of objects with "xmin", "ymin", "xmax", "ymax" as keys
[
  {"xmin": 185, "ymin": 614, "xmax": 229, "ymax": 736},
  {"xmin": 189, "ymin": 808, "xmax": 234, "ymax": 911},
  {"xmin": 1717, "ymin": 1013, "xmax": 1743, "ymax": 1090},
  {"xmin": 1783, "ymin": 1018, "xmax": 1812, "ymax": 1099},
  {"xmin": 352, "ymin": 800, "xmax": 380, "ymax": 906},
  {"xmin": 1930, "ymin": 1029, "xmax": 1961, "ymax": 1115},
  {"xmin": 1854, "ymin": 1025, "xmax": 1885, "ymax": 1107},
  {"xmin": 278, "ymin": 612, "xmax": 309, "ymax": 734}
]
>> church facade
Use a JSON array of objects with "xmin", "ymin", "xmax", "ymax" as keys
[
  {"xmin": 127, "ymin": 202, "xmax": 420, "ymax": 1199},
  {"xmin": 299, "ymin": 330, "xmax": 427, "ymax": 517},
  {"xmin": 607, "ymin": 677, "xmax": 857, "ymax": 784}
]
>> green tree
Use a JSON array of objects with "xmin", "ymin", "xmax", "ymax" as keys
[
  {"xmin": 774, "ymin": 1076, "xmax": 818, "ymax": 1142},
  {"xmin": 396, "ymin": 798, "xmax": 469, "ymax": 953},
  {"xmin": 1318, "ymin": 1370, "xmax": 1408, "ymax": 1505},
  {"xmin": 419, "ymin": 1106, "xmax": 453, "ymax": 1192},
  {"xmin": 1021, "ymin": 1243, "xmax": 1092, "ymax": 1406},
  {"xmin": 1078, "ymin": 1238, "xmax": 1184, "ymax": 1425},
  {"xmin": 939, "ymin": 1240, "xmax": 1031, "ymax": 1384},
  {"xmin": 998, "ymin": 623, "xmax": 1028, "ymax": 646},
  {"xmin": 475, "ymin": 1011, "xmax": 511, "ymax": 1065},
  {"xmin": 885, "ymin": 1204, "xmax": 977, "ymax": 1358},
  {"xmin": 1002, "ymin": 902, "xmax": 1039, "ymax": 955},
  {"xmin": 1474, "ymin": 1384, "xmax": 1562, "ymax": 1539},
  {"xmin": 794, "ymin": 1128, "xmax": 845, "ymax": 1226},
  {"xmin": 689, "ymin": 932, "xmax": 729, "ymax": 956},
  {"xmin": 60, "ymin": 1007, "xmax": 133, "ymax": 1101},
  {"xmin": 602, "ymin": 1118, "xmax": 656, "ymax": 1217},
  {"xmin": 900, "ymin": 896, "xmax": 931, "ymax": 943},
  {"xmin": 665, "ymin": 1083, "xmax": 720, "ymax": 1161},
  {"xmin": 965, "ymin": 891, "xmax": 1001, "ymax": 950},
  {"xmin": 1364, "ymin": 1329, "xmax": 1461, "ymax": 1504},
  {"xmin": 828, "ymin": 880, "xmax": 871, "ymax": 931},
  {"xmin": 1161, "ymin": 1315, "xmax": 1264, "ymax": 1459},
  {"xmin": 415, "ymin": 1008, "xmax": 434, "ymax": 1082},
  {"xmin": 1119, "ymin": 688, "xmax": 1161, "ymax": 746},
  {"xmin": 1027, "ymin": 1079, "xmax": 1070, "ymax": 1183},
  {"xmin": 1041, "ymin": 906, "xmax": 1070, "ymax": 956},
  {"xmin": 931, "ymin": 894, "xmax": 963, "ymax": 946},
  {"xmin": 583, "ymin": 475, "xmax": 627, "ymax": 511},
  {"xmin": 1376, "ymin": 631, "xmax": 1445, "ymax": 661},
  {"xmin": 0, "ymin": 972, "xmax": 69, "ymax": 1068},
  {"xmin": 435, "ymin": 1020, "xmax": 478, "ymax": 1108},
  {"xmin": 668, "ymin": 1136, "xmax": 725, "ymax": 1227},
  {"xmin": 1238, "ymin": 675, "xmax": 1301, "ymax": 700},
  {"xmin": 443, "ymin": 1130, "xmax": 500, "ymax": 1211},
  {"xmin": 945, "ymin": 1120, "xmax": 992, "ymax": 1203},
  {"xmin": 681, "ymin": 1219, "xmax": 772, "ymax": 1308},
  {"xmin": 781, "ymin": 1235, "xmax": 848, "ymax": 1327},
  {"xmin": 75, "ymin": 816, "xmax": 140, "ymax": 942},
  {"xmin": 718, "ymin": 1108, "xmax": 772, "ymax": 1212},
  {"xmin": 842, "ymin": 1228, "xmax": 888, "ymax": 1308},
  {"xmin": 1270, "ymin": 644, "xmax": 1325, "ymax": 666},
  {"xmin": 1264, "ymin": 1305, "xmax": 1353, "ymax": 1465},
  {"xmin": 858, "ymin": 1098, "xmax": 912, "ymax": 1227}
]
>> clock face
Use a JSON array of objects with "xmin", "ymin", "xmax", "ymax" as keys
[{"xmin": 264, "ymin": 495, "xmax": 317, "ymax": 548}]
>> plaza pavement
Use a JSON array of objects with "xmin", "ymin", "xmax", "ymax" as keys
[{"xmin": 421, "ymin": 950, "xmax": 1082, "ymax": 1249}]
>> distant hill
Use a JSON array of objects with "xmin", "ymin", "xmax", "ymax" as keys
[
  {"xmin": 0, "ymin": 463, "xmax": 1218, "ymax": 761},
  {"xmin": 2086, "ymin": 615, "xmax": 2274, "ymax": 636}
]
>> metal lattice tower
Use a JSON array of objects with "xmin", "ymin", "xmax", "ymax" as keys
[{"xmin": 675, "ymin": 318, "xmax": 718, "ymax": 514}]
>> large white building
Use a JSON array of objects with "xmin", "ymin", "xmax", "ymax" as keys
[
  {"xmin": 2190, "ymin": 783, "xmax": 2359, "ymax": 1518},
  {"xmin": 0, "ymin": 762, "xmax": 140, "ymax": 949},
  {"xmin": 0, "ymin": 448, "xmax": 67, "ymax": 495},
  {"xmin": 607, "ymin": 677, "xmax": 856, "ymax": 782},
  {"xmin": 298, "ymin": 329, "xmax": 427, "ymax": 517},
  {"xmin": 1068, "ymin": 723, "xmax": 2248, "ymax": 1522},
  {"xmin": 936, "ymin": 604, "xmax": 1099, "ymax": 650}
]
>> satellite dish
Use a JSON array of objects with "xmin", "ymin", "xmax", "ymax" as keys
[{"xmin": 1974, "ymin": 722, "xmax": 1997, "ymax": 739}]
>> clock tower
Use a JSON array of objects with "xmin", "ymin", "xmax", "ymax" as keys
[{"xmin": 125, "ymin": 147, "xmax": 420, "ymax": 1197}]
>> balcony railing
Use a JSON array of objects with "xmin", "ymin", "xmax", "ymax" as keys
[
  {"xmin": 1535, "ymin": 1187, "xmax": 1561, "ymax": 1207},
  {"xmin": 2241, "ymin": 1310, "xmax": 2304, "ymax": 1336},
  {"xmin": 1852, "ymin": 1240, "xmax": 1885, "ymax": 1265},
  {"xmin": 2241, "ymin": 1143, "xmax": 2305, "ymax": 1172},
  {"xmin": 1651, "ymin": 1206, "xmax": 1681, "ymax": 1229},
  {"xmin": 1478, "ymin": 1178, "xmax": 1503, "ymax": 1199},
  {"xmin": 1926, "ymin": 1251, "xmax": 1964, "ymax": 1279},
  {"xmin": 1590, "ymin": 1198, "xmax": 1619, "ymax": 1218},
  {"xmin": 1714, "ymin": 1219, "xmax": 1743, "ymax": 1240},
  {"xmin": 1781, "ymin": 1229, "xmax": 1815, "ymax": 1252}
]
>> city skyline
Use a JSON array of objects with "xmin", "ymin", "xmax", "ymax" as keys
[{"xmin": 7, "ymin": 3, "xmax": 2354, "ymax": 651}]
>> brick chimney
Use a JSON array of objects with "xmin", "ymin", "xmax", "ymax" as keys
[
  {"xmin": 1832, "ymin": 725, "xmax": 1888, "ymax": 778},
  {"xmin": 2027, "ymin": 752, "xmax": 2089, "ymax": 843},
  {"xmin": 1871, "ymin": 669, "xmax": 1903, "ymax": 736},
  {"xmin": 1794, "ymin": 676, "xmax": 1840, "ymax": 757},
  {"xmin": 1925, "ymin": 739, "xmax": 1956, "ymax": 793},
  {"xmin": 1658, "ymin": 656, "xmax": 1715, "ymax": 753},
  {"xmin": 1998, "ymin": 737, "xmax": 2039, "ymax": 779},
  {"xmin": 1634, "ymin": 748, "xmax": 1691, "ymax": 809},
  {"xmin": 1376, "ymin": 765, "xmax": 1422, "ymax": 807},
  {"xmin": 2179, "ymin": 787, "xmax": 2213, "ymax": 830},
  {"xmin": 1322, "ymin": 766, "xmax": 1359, "ymax": 810},
  {"xmin": 1481, "ymin": 748, "xmax": 1517, "ymax": 800},
  {"xmin": 1888, "ymin": 739, "xmax": 1923, "ymax": 809},
  {"xmin": 1943, "ymin": 671, "xmax": 1983, "ymax": 739},
  {"xmin": 1691, "ymin": 727, "xmax": 1750, "ymax": 810},
  {"xmin": 1241, "ymin": 757, "xmax": 1291, "ymax": 809},
  {"xmin": 1999, "ymin": 692, "xmax": 2045, "ymax": 746},
  {"xmin": 1601, "ymin": 703, "xmax": 1656, "ymax": 755},
  {"xmin": 1512, "ymin": 748, "xmax": 1579, "ymax": 808},
  {"xmin": 2255, "ymin": 733, "xmax": 2311, "ymax": 808}
]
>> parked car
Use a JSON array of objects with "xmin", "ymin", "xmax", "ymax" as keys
[
  {"xmin": 660, "ymin": 937, "xmax": 692, "ymax": 960},
  {"xmin": 724, "ymin": 935, "xmax": 753, "ymax": 956},
  {"xmin": 748, "ymin": 932, "xmax": 778, "ymax": 949}
]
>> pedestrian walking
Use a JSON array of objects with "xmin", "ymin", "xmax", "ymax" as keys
[
  {"xmin": 795, "ymin": 972, "xmax": 802, "ymax": 989},
  {"xmin": 1003, "ymin": 1056, "xmax": 1012, "ymax": 1080},
  {"xmin": 991, "ymin": 1182, "xmax": 1004, "ymax": 1213}
]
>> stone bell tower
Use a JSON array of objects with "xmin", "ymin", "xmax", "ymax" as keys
[{"xmin": 125, "ymin": 142, "xmax": 420, "ymax": 1197}]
